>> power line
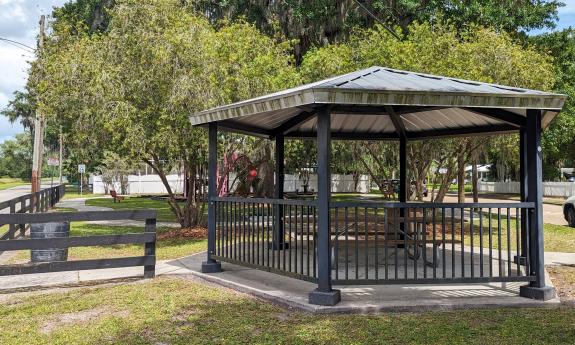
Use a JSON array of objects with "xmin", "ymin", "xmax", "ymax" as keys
[
  {"xmin": 353, "ymin": 0, "xmax": 401, "ymax": 40},
  {"xmin": 0, "ymin": 37, "xmax": 36, "ymax": 52}
]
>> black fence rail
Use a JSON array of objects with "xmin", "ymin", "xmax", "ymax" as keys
[
  {"xmin": 0, "ymin": 184, "xmax": 65, "ymax": 240},
  {"xmin": 0, "ymin": 210, "xmax": 156, "ymax": 278},
  {"xmin": 212, "ymin": 197, "xmax": 535, "ymax": 285},
  {"xmin": 329, "ymin": 202, "xmax": 534, "ymax": 285},
  {"xmin": 213, "ymin": 197, "xmax": 318, "ymax": 282}
]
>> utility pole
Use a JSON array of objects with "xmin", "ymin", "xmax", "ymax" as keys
[
  {"xmin": 58, "ymin": 125, "xmax": 63, "ymax": 184},
  {"xmin": 31, "ymin": 15, "xmax": 45, "ymax": 196}
]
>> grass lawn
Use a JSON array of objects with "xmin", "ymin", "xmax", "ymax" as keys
[
  {"xmin": 457, "ymin": 215, "xmax": 575, "ymax": 253},
  {"xmin": 0, "ymin": 276, "xmax": 574, "ymax": 345},
  {"xmin": 62, "ymin": 185, "xmax": 100, "ymax": 200},
  {"xmin": 7, "ymin": 222, "xmax": 207, "ymax": 263},
  {"xmin": 85, "ymin": 197, "xmax": 195, "ymax": 223}
]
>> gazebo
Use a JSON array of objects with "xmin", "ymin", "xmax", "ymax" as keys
[{"xmin": 190, "ymin": 66, "xmax": 566, "ymax": 306}]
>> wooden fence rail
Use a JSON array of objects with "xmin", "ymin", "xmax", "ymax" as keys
[
  {"xmin": 0, "ymin": 209, "xmax": 157, "ymax": 278},
  {"xmin": 0, "ymin": 184, "xmax": 66, "ymax": 240}
]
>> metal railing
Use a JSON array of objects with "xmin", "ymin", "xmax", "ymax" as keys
[
  {"xmin": 0, "ymin": 210, "xmax": 156, "ymax": 278},
  {"xmin": 212, "ymin": 197, "xmax": 535, "ymax": 285},
  {"xmin": 0, "ymin": 184, "xmax": 65, "ymax": 240}
]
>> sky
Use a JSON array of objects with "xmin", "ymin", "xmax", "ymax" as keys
[
  {"xmin": 0, "ymin": 0, "xmax": 68, "ymax": 143},
  {"xmin": 0, "ymin": 1, "xmax": 574, "ymax": 144}
]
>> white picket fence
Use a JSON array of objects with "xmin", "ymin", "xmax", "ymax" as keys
[
  {"xmin": 92, "ymin": 173, "xmax": 371, "ymax": 195},
  {"xmin": 478, "ymin": 181, "xmax": 575, "ymax": 198}
]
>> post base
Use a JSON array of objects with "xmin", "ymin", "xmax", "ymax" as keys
[
  {"xmin": 201, "ymin": 260, "xmax": 222, "ymax": 273},
  {"xmin": 309, "ymin": 288, "xmax": 341, "ymax": 306},
  {"xmin": 513, "ymin": 255, "xmax": 527, "ymax": 265},
  {"xmin": 268, "ymin": 242, "xmax": 290, "ymax": 250},
  {"xmin": 519, "ymin": 285, "xmax": 556, "ymax": 301}
]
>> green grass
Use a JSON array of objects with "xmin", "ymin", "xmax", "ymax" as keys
[
  {"xmin": 455, "ymin": 214, "xmax": 575, "ymax": 253},
  {"xmin": 85, "ymin": 197, "xmax": 192, "ymax": 223},
  {"xmin": 0, "ymin": 178, "xmax": 28, "ymax": 191},
  {"xmin": 0, "ymin": 276, "xmax": 574, "ymax": 345},
  {"xmin": 61, "ymin": 185, "xmax": 100, "ymax": 200},
  {"xmin": 8, "ymin": 222, "xmax": 207, "ymax": 263}
]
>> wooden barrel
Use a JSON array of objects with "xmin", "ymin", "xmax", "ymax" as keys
[{"xmin": 30, "ymin": 222, "xmax": 70, "ymax": 262}]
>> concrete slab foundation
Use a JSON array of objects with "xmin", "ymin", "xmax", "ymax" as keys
[{"xmin": 171, "ymin": 253, "xmax": 561, "ymax": 313}]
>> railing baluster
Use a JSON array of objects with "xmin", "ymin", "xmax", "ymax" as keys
[
  {"xmin": 394, "ymin": 208, "xmax": 398, "ymax": 280},
  {"xmin": 374, "ymin": 207, "xmax": 379, "ymax": 281},
  {"xmin": 489, "ymin": 208, "xmax": 493, "ymax": 277},
  {"xmin": 507, "ymin": 208, "xmax": 512, "ymax": 277},
  {"xmin": 354, "ymin": 207, "xmax": 359, "ymax": 280},
  {"xmin": 335, "ymin": 207, "xmax": 339, "ymax": 280},
  {"xmin": 451, "ymin": 207, "xmax": 455, "ymax": 278},
  {"xmin": 305, "ymin": 205, "xmax": 309, "ymax": 276},
  {"xmin": 414, "ymin": 207, "xmax": 418, "ymax": 280},
  {"xmin": 423, "ymin": 207, "xmax": 427, "ymax": 279},
  {"xmin": 498, "ymin": 208, "xmax": 502, "ymax": 277},
  {"xmin": 470, "ymin": 207, "xmax": 474, "ymax": 278},
  {"xmin": 288, "ymin": 204, "xmax": 292, "ymax": 273},
  {"xmin": 345, "ymin": 207, "xmax": 349, "ymax": 280},
  {"xmin": 432, "ymin": 207, "xmax": 437, "ymax": 278},
  {"xmin": 300, "ymin": 205, "xmax": 304, "ymax": 275},
  {"xmin": 384, "ymin": 208, "xmax": 389, "ymax": 280},
  {"xmin": 442, "ymin": 207, "xmax": 446, "ymax": 279},
  {"xmin": 460, "ymin": 207, "xmax": 465, "ymax": 278},
  {"xmin": 404, "ymin": 207, "xmax": 408, "ymax": 280},
  {"xmin": 364, "ymin": 207, "xmax": 369, "ymax": 280},
  {"xmin": 516, "ymin": 207, "xmax": 520, "ymax": 276},
  {"xmin": 313, "ymin": 207, "xmax": 317, "ymax": 278},
  {"xmin": 479, "ymin": 208, "xmax": 484, "ymax": 277}
]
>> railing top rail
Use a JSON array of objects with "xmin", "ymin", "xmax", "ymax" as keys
[
  {"xmin": 212, "ymin": 196, "xmax": 317, "ymax": 206},
  {"xmin": 0, "ymin": 209, "xmax": 157, "ymax": 224},
  {"xmin": 329, "ymin": 201, "xmax": 536, "ymax": 209}
]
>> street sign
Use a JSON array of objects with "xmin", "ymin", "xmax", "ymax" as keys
[
  {"xmin": 78, "ymin": 164, "xmax": 86, "ymax": 173},
  {"xmin": 48, "ymin": 157, "xmax": 59, "ymax": 166}
]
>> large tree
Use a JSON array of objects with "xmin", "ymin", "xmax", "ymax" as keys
[
  {"xmin": 194, "ymin": 0, "xmax": 563, "ymax": 62},
  {"xmin": 35, "ymin": 0, "xmax": 299, "ymax": 227},
  {"xmin": 299, "ymin": 22, "xmax": 555, "ymax": 199}
]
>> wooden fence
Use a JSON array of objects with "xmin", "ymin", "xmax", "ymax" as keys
[
  {"xmin": 0, "ymin": 210, "xmax": 157, "ymax": 278},
  {"xmin": 0, "ymin": 184, "xmax": 65, "ymax": 240}
]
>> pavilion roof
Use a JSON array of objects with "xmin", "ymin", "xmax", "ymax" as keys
[{"xmin": 189, "ymin": 66, "xmax": 566, "ymax": 140}]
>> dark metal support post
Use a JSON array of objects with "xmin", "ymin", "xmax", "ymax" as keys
[
  {"xmin": 271, "ymin": 134, "xmax": 288, "ymax": 250},
  {"xmin": 515, "ymin": 127, "xmax": 528, "ymax": 264},
  {"xmin": 520, "ymin": 109, "xmax": 554, "ymax": 300},
  {"xmin": 202, "ymin": 122, "xmax": 222, "ymax": 273},
  {"xmin": 309, "ymin": 107, "xmax": 341, "ymax": 305}
]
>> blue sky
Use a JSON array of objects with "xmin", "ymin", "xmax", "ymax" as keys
[{"xmin": 0, "ymin": 1, "xmax": 574, "ymax": 144}]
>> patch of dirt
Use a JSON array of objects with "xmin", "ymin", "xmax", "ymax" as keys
[
  {"xmin": 40, "ymin": 307, "xmax": 129, "ymax": 334},
  {"xmin": 158, "ymin": 227, "xmax": 207, "ymax": 240},
  {"xmin": 548, "ymin": 264, "xmax": 575, "ymax": 304}
]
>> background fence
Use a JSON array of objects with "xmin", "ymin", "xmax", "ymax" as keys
[
  {"xmin": 478, "ymin": 181, "xmax": 575, "ymax": 198},
  {"xmin": 92, "ymin": 173, "xmax": 372, "ymax": 195}
]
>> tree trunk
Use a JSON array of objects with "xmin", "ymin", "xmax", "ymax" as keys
[
  {"xmin": 457, "ymin": 150, "xmax": 465, "ymax": 203},
  {"xmin": 472, "ymin": 158, "xmax": 479, "ymax": 203}
]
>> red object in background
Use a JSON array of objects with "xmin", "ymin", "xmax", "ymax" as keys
[{"xmin": 248, "ymin": 167, "xmax": 258, "ymax": 178}]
